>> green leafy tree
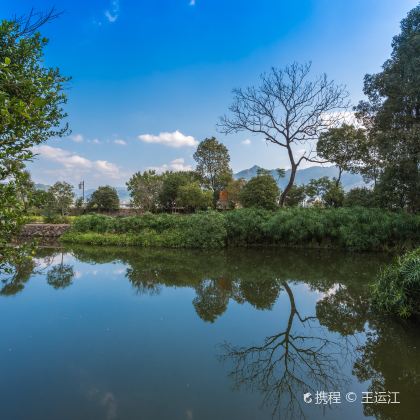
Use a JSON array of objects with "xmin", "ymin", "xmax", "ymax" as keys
[
  {"xmin": 87, "ymin": 185, "xmax": 120, "ymax": 212},
  {"xmin": 284, "ymin": 185, "xmax": 306, "ymax": 207},
  {"xmin": 127, "ymin": 170, "xmax": 163, "ymax": 212},
  {"xmin": 159, "ymin": 171, "xmax": 198, "ymax": 210},
  {"xmin": 225, "ymin": 178, "xmax": 247, "ymax": 209},
  {"xmin": 31, "ymin": 188, "xmax": 50, "ymax": 213},
  {"xmin": 0, "ymin": 10, "xmax": 69, "ymax": 273},
  {"xmin": 177, "ymin": 182, "xmax": 212, "ymax": 212},
  {"xmin": 355, "ymin": 5, "xmax": 420, "ymax": 211},
  {"xmin": 239, "ymin": 173, "xmax": 280, "ymax": 210},
  {"xmin": 47, "ymin": 182, "xmax": 74, "ymax": 216},
  {"xmin": 305, "ymin": 177, "xmax": 344, "ymax": 208},
  {"xmin": 344, "ymin": 187, "xmax": 377, "ymax": 208},
  {"xmin": 317, "ymin": 124, "xmax": 368, "ymax": 185},
  {"xmin": 193, "ymin": 137, "xmax": 233, "ymax": 202}
]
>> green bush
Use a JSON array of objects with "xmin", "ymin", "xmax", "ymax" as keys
[
  {"xmin": 372, "ymin": 248, "xmax": 420, "ymax": 318},
  {"xmin": 239, "ymin": 174, "xmax": 280, "ymax": 210},
  {"xmin": 225, "ymin": 208, "xmax": 272, "ymax": 245},
  {"xmin": 64, "ymin": 212, "xmax": 226, "ymax": 249},
  {"xmin": 64, "ymin": 208, "xmax": 420, "ymax": 251}
]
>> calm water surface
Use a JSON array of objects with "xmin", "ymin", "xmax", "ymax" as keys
[{"xmin": 0, "ymin": 247, "xmax": 419, "ymax": 420}]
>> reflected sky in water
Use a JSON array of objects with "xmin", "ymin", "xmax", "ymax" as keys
[{"xmin": 0, "ymin": 247, "xmax": 419, "ymax": 420}]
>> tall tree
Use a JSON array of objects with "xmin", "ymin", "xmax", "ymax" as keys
[
  {"xmin": 355, "ymin": 5, "xmax": 420, "ymax": 211},
  {"xmin": 159, "ymin": 171, "xmax": 198, "ymax": 210},
  {"xmin": 219, "ymin": 62, "xmax": 349, "ymax": 206},
  {"xmin": 47, "ymin": 182, "xmax": 74, "ymax": 216},
  {"xmin": 316, "ymin": 124, "xmax": 368, "ymax": 185},
  {"xmin": 127, "ymin": 170, "xmax": 163, "ymax": 212},
  {"xmin": 0, "ymin": 9, "xmax": 69, "ymax": 272},
  {"xmin": 193, "ymin": 137, "xmax": 233, "ymax": 202},
  {"xmin": 87, "ymin": 185, "xmax": 120, "ymax": 212}
]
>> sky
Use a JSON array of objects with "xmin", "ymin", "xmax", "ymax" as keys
[{"xmin": 1, "ymin": 0, "xmax": 419, "ymax": 188}]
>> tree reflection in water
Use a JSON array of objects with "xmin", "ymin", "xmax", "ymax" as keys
[
  {"xmin": 221, "ymin": 281, "xmax": 350, "ymax": 419},
  {"xmin": 0, "ymin": 248, "xmax": 75, "ymax": 294},
  {"xmin": 4, "ymin": 246, "xmax": 419, "ymax": 419},
  {"xmin": 46, "ymin": 251, "xmax": 75, "ymax": 289}
]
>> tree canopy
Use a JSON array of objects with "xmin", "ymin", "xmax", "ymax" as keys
[
  {"xmin": 0, "ymin": 11, "xmax": 69, "ymax": 273},
  {"xmin": 193, "ymin": 137, "xmax": 232, "ymax": 200},
  {"xmin": 239, "ymin": 173, "xmax": 280, "ymax": 210},
  {"xmin": 87, "ymin": 186, "xmax": 120, "ymax": 212}
]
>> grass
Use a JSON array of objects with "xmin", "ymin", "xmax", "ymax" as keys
[{"xmin": 60, "ymin": 208, "xmax": 420, "ymax": 251}]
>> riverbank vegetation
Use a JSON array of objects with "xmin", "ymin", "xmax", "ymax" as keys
[
  {"xmin": 372, "ymin": 247, "xmax": 420, "ymax": 319},
  {"xmin": 61, "ymin": 208, "xmax": 420, "ymax": 251}
]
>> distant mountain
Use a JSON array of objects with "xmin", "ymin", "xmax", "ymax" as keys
[
  {"xmin": 234, "ymin": 165, "xmax": 368, "ymax": 191},
  {"xmin": 34, "ymin": 183, "xmax": 50, "ymax": 191}
]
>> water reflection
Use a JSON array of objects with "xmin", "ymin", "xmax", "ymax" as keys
[
  {"xmin": 1, "ymin": 246, "xmax": 419, "ymax": 419},
  {"xmin": 222, "ymin": 280, "xmax": 348, "ymax": 418}
]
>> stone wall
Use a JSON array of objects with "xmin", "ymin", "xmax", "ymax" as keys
[{"xmin": 19, "ymin": 224, "xmax": 70, "ymax": 238}]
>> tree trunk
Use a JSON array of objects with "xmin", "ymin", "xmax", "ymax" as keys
[
  {"xmin": 336, "ymin": 167, "xmax": 343, "ymax": 186},
  {"xmin": 279, "ymin": 163, "xmax": 297, "ymax": 207}
]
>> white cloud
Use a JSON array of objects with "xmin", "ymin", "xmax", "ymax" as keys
[
  {"xmin": 91, "ymin": 138, "xmax": 101, "ymax": 144},
  {"xmin": 105, "ymin": 0, "xmax": 119, "ymax": 23},
  {"xmin": 70, "ymin": 134, "xmax": 84, "ymax": 143},
  {"xmin": 33, "ymin": 145, "xmax": 122, "ymax": 180},
  {"xmin": 114, "ymin": 139, "xmax": 127, "ymax": 146},
  {"xmin": 138, "ymin": 130, "xmax": 198, "ymax": 148},
  {"xmin": 148, "ymin": 158, "xmax": 192, "ymax": 174},
  {"xmin": 242, "ymin": 139, "xmax": 251, "ymax": 145},
  {"xmin": 189, "ymin": 0, "xmax": 196, "ymax": 5}
]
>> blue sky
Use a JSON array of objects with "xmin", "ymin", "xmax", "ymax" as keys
[{"xmin": 1, "ymin": 0, "xmax": 418, "ymax": 187}]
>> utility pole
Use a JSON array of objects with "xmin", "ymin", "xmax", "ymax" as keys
[{"xmin": 78, "ymin": 180, "xmax": 85, "ymax": 203}]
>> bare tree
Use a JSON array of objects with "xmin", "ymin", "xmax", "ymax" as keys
[
  {"xmin": 14, "ymin": 7, "xmax": 61, "ymax": 37},
  {"xmin": 219, "ymin": 63, "xmax": 349, "ymax": 206}
]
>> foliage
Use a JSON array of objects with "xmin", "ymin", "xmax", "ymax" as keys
[
  {"xmin": 283, "ymin": 185, "xmax": 306, "ymax": 207},
  {"xmin": 225, "ymin": 178, "xmax": 246, "ymax": 209},
  {"xmin": 317, "ymin": 124, "xmax": 368, "ymax": 182},
  {"xmin": 355, "ymin": 5, "xmax": 420, "ymax": 212},
  {"xmin": 0, "ymin": 15, "xmax": 69, "ymax": 172},
  {"xmin": 63, "ymin": 212, "xmax": 227, "ymax": 249},
  {"xmin": 0, "ymin": 12, "xmax": 69, "ymax": 271},
  {"xmin": 31, "ymin": 188, "xmax": 50, "ymax": 213},
  {"xmin": 87, "ymin": 185, "xmax": 119, "ymax": 212},
  {"xmin": 64, "ymin": 208, "xmax": 420, "ymax": 251},
  {"xmin": 193, "ymin": 137, "xmax": 232, "ymax": 200},
  {"xmin": 372, "ymin": 248, "xmax": 420, "ymax": 318},
  {"xmin": 239, "ymin": 173, "xmax": 280, "ymax": 210},
  {"xmin": 46, "ymin": 182, "xmax": 74, "ymax": 216},
  {"xmin": 126, "ymin": 170, "xmax": 163, "ymax": 212},
  {"xmin": 159, "ymin": 171, "xmax": 198, "ymax": 209},
  {"xmin": 305, "ymin": 177, "xmax": 344, "ymax": 208},
  {"xmin": 177, "ymin": 182, "xmax": 212, "ymax": 212},
  {"xmin": 344, "ymin": 187, "xmax": 377, "ymax": 208}
]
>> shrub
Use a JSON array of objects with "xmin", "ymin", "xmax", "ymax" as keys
[
  {"xmin": 64, "ymin": 208, "xmax": 420, "ymax": 251},
  {"xmin": 224, "ymin": 208, "xmax": 272, "ymax": 245},
  {"xmin": 372, "ymin": 248, "xmax": 420, "ymax": 318},
  {"xmin": 344, "ymin": 188, "xmax": 377, "ymax": 208},
  {"xmin": 239, "ymin": 174, "xmax": 279, "ymax": 210}
]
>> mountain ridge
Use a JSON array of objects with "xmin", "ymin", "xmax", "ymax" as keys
[{"xmin": 234, "ymin": 165, "xmax": 367, "ymax": 191}]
